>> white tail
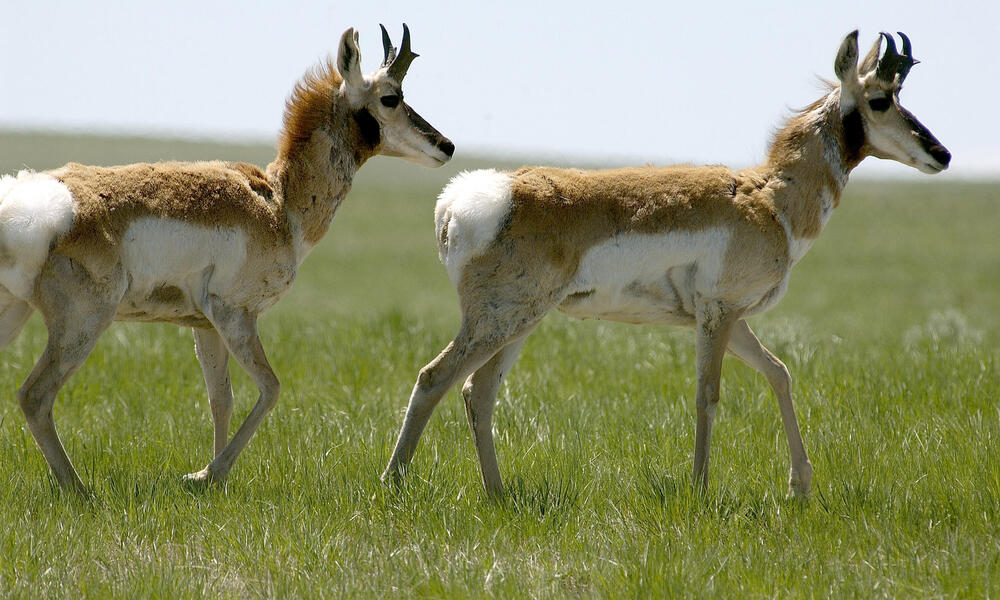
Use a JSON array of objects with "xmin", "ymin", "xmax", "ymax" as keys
[{"xmin": 435, "ymin": 169, "xmax": 513, "ymax": 284}]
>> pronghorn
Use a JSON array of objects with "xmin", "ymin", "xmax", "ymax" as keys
[
  {"xmin": 0, "ymin": 25, "xmax": 453, "ymax": 494},
  {"xmin": 383, "ymin": 31, "xmax": 950, "ymax": 498}
]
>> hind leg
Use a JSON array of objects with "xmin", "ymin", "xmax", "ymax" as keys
[
  {"xmin": 0, "ymin": 289, "xmax": 34, "ymax": 351},
  {"xmin": 383, "ymin": 307, "xmax": 549, "ymax": 485},
  {"xmin": 18, "ymin": 257, "xmax": 120, "ymax": 494},
  {"xmin": 19, "ymin": 322, "xmax": 106, "ymax": 494},
  {"xmin": 382, "ymin": 326, "xmax": 508, "ymax": 482},
  {"xmin": 461, "ymin": 334, "xmax": 531, "ymax": 496}
]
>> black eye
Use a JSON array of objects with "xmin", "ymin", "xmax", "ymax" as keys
[
  {"xmin": 868, "ymin": 97, "xmax": 891, "ymax": 112},
  {"xmin": 380, "ymin": 95, "xmax": 400, "ymax": 108}
]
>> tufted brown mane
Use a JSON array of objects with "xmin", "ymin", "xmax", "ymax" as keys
[{"xmin": 277, "ymin": 58, "xmax": 344, "ymax": 160}]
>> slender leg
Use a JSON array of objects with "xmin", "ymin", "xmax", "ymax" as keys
[
  {"xmin": 18, "ymin": 315, "xmax": 112, "ymax": 494},
  {"xmin": 382, "ymin": 309, "xmax": 546, "ymax": 485},
  {"xmin": 691, "ymin": 303, "xmax": 739, "ymax": 491},
  {"xmin": 382, "ymin": 329, "xmax": 508, "ymax": 483},
  {"xmin": 193, "ymin": 327, "xmax": 233, "ymax": 458},
  {"xmin": 17, "ymin": 257, "xmax": 120, "ymax": 494},
  {"xmin": 727, "ymin": 319, "xmax": 812, "ymax": 497},
  {"xmin": 0, "ymin": 297, "xmax": 34, "ymax": 351},
  {"xmin": 184, "ymin": 298, "xmax": 277, "ymax": 483},
  {"xmin": 461, "ymin": 335, "xmax": 530, "ymax": 497}
]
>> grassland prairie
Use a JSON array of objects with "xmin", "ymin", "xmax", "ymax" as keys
[{"xmin": 0, "ymin": 131, "xmax": 997, "ymax": 597}]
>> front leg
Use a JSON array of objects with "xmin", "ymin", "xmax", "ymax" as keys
[
  {"xmin": 184, "ymin": 298, "xmax": 279, "ymax": 484},
  {"xmin": 691, "ymin": 302, "xmax": 739, "ymax": 491},
  {"xmin": 726, "ymin": 319, "xmax": 812, "ymax": 498},
  {"xmin": 193, "ymin": 327, "xmax": 233, "ymax": 458}
]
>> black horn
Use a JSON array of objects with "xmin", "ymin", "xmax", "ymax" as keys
[
  {"xmin": 386, "ymin": 23, "xmax": 419, "ymax": 82},
  {"xmin": 898, "ymin": 31, "xmax": 912, "ymax": 57},
  {"xmin": 380, "ymin": 24, "xmax": 397, "ymax": 67},
  {"xmin": 896, "ymin": 31, "xmax": 920, "ymax": 81},
  {"xmin": 876, "ymin": 31, "xmax": 918, "ymax": 84}
]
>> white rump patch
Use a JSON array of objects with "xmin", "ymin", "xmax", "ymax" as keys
[
  {"xmin": 121, "ymin": 218, "xmax": 248, "ymax": 311},
  {"xmin": 434, "ymin": 169, "xmax": 513, "ymax": 284},
  {"xmin": 0, "ymin": 171, "xmax": 76, "ymax": 299}
]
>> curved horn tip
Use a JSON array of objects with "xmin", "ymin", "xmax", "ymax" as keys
[
  {"xmin": 386, "ymin": 23, "xmax": 417, "ymax": 81},
  {"xmin": 879, "ymin": 31, "xmax": 898, "ymax": 53},
  {"xmin": 380, "ymin": 23, "xmax": 396, "ymax": 63},
  {"xmin": 897, "ymin": 31, "xmax": 913, "ymax": 55}
]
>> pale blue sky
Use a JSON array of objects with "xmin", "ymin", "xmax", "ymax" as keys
[{"xmin": 2, "ymin": 0, "xmax": 997, "ymax": 178}]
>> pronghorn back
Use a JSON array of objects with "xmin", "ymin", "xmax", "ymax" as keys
[
  {"xmin": 436, "ymin": 164, "xmax": 790, "ymax": 304},
  {"xmin": 50, "ymin": 161, "xmax": 283, "ymax": 253}
]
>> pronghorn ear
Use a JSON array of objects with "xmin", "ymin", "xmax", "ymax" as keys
[
  {"xmin": 834, "ymin": 30, "xmax": 860, "ymax": 82},
  {"xmin": 835, "ymin": 30, "xmax": 862, "ymax": 111},
  {"xmin": 858, "ymin": 35, "xmax": 882, "ymax": 76},
  {"xmin": 337, "ymin": 27, "xmax": 364, "ymax": 88}
]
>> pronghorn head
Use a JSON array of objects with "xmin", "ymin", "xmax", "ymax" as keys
[
  {"xmin": 833, "ymin": 30, "xmax": 950, "ymax": 173},
  {"xmin": 336, "ymin": 24, "xmax": 454, "ymax": 167}
]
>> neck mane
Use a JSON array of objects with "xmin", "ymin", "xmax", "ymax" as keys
[
  {"xmin": 755, "ymin": 86, "xmax": 862, "ymax": 258},
  {"xmin": 265, "ymin": 59, "xmax": 377, "ymax": 261}
]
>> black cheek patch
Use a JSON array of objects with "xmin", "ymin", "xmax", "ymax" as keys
[
  {"xmin": 353, "ymin": 108, "xmax": 381, "ymax": 150},
  {"xmin": 842, "ymin": 108, "xmax": 865, "ymax": 164}
]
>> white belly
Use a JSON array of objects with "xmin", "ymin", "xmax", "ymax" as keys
[
  {"xmin": 558, "ymin": 228, "xmax": 731, "ymax": 325},
  {"xmin": 118, "ymin": 218, "xmax": 247, "ymax": 321}
]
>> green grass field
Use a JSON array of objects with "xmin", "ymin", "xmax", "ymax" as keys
[{"xmin": 0, "ymin": 131, "xmax": 997, "ymax": 598}]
